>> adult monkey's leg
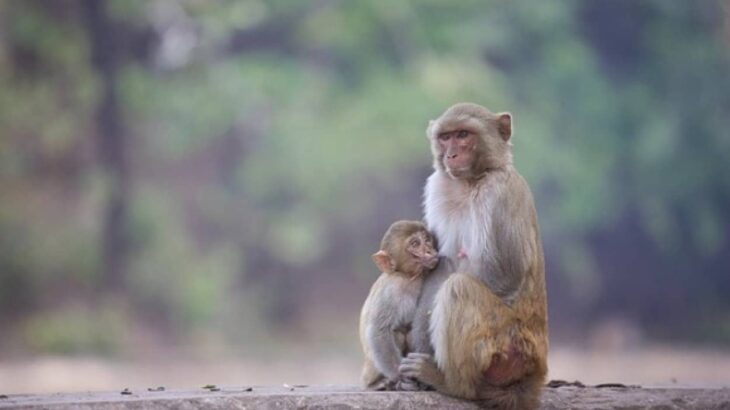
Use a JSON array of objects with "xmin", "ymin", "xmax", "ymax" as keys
[{"xmin": 401, "ymin": 273, "xmax": 545, "ymax": 409}]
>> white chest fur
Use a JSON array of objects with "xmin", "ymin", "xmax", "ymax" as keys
[{"xmin": 423, "ymin": 171, "xmax": 502, "ymax": 274}]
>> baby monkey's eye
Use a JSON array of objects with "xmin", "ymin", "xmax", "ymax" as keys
[
  {"xmin": 410, "ymin": 238, "xmax": 421, "ymax": 247},
  {"xmin": 456, "ymin": 130, "xmax": 469, "ymax": 139}
]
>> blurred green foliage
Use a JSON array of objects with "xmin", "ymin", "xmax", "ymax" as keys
[
  {"xmin": 22, "ymin": 303, "xmax": 126, "ymax": 355},
  {"xmin": 0, "ymin": 0, "xmax": 729, "ymax": 354}
]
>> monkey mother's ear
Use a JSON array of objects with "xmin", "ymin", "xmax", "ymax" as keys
[
  {"xmin": 497, "ymin": 112, "xmax": 512, "ymax": 141},
  {"xmin": 371, "ymin": 250, "xmax": 394, "ymax": 273},
  {"xmin": 426, "ymin": 120, "xmax": 436, "ymax": 139}
]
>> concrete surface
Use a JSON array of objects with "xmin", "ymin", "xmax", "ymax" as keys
[{"xmin": 1, "ymin": 385, "xmax": 729, "ymax": 409}]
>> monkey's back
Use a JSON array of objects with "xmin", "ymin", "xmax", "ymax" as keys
[{"xmin": 509, "ymin": 171, "xmax": 549, "ymax": 379}]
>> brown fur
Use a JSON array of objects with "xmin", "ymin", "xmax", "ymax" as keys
[{"xmin": 402, "ymin": 103, "xmax": 548, "ymax": 409}]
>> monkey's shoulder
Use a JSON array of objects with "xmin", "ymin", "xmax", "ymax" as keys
[
  {"xmin": 489, "ymin": 170, "xmax": 537, "ymax": 215},
  {"xmin": 482, "ymin": 168, "xmax": 529, "ymax": 195},
  {"xmin": 370, "ymin": 272, "xmax": 423, "ymax": 298}
]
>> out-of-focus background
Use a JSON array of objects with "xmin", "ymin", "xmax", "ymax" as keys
[{"xmin": 1, "ymin": 0, "xmax": 729, "ymax": 394}]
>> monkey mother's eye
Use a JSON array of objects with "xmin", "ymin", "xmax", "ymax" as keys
[
  {"xmin": 437, "ymin": 133, "xmax": 450, "ymax": 142},
  {"xmin": 457, "ymin": 130, "xmax": 469, "ymax": 139}
]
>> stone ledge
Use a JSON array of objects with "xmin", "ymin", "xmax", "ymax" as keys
[{"xmin": 1, "ymin": 385, "xmax": 729, "ymax": 410}]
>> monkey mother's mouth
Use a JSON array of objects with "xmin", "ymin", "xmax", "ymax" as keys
[
  {"xmin": 445, "ymin": 159, "xmax": 472, "ymax": 170},
  {"xmin": 446, "ymin": 166, "xmax": 473, "ymax": 178}
]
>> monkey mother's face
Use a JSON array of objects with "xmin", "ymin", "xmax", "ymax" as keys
[
  {"xmin": 428, "ymin": 103, "xmax": 513, "ymax": 179},
  {"xmin": 435, "ymin": 129, "xmax": 479, "ymax": 179}
]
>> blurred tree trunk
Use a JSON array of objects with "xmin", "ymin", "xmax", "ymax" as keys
[{"xmin": 82, "ymin": 0, "xmax": 130, "ymax": 293}]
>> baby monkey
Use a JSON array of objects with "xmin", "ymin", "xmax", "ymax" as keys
[{"xmin": 359, "ymin": 220, "xmax": 439, "ymax": 390}]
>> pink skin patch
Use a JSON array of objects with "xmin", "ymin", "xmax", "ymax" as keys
[
  {"xmin": 457, "ymin": 248, "xmax": 468, "ymax": 259},
  {"xmin": 483, "ymin": 344, "xmax": 527, "ymax": 387}
]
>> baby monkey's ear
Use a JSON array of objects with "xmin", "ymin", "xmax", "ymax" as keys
[{"xmin": 371, "ymin": 250, "xmax": 394, "ymax": 273}]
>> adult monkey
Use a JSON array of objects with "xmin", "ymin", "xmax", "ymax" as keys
[{"xmin": 399, "ymin": 103, "xmax": 548, "ymax": 409}]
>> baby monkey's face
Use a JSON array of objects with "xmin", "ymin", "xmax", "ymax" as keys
[
  {"xmin": 372, "ymin": 221, "xmax": 439, "ymax": 276},
  {"xmin": 405, "ymin": 230, "xmax": 439, "ymax": 272}
]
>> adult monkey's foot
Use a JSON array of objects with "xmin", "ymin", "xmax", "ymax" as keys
[{"xmin": 399, "ymin": 353, "xmax": 446, "ymax": 391}]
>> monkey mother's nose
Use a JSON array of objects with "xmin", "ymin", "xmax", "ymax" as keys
[{"xmin": 447, "ymin": 153, "xmax": 458, "ymax": 159}]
